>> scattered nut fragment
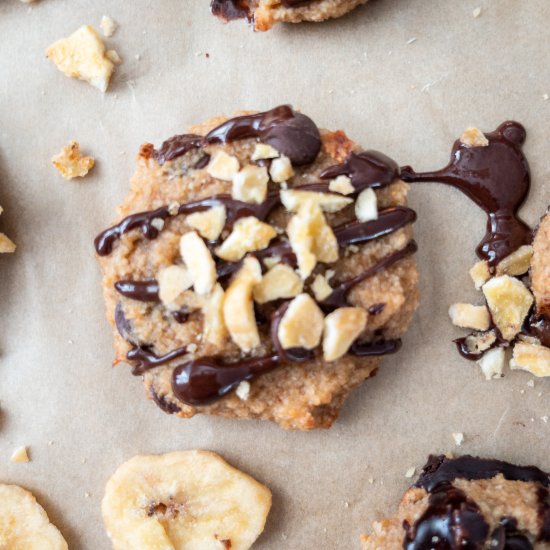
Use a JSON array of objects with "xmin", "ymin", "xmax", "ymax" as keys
[
  {"xmin": 311, "ymin": 273, "xmax": 333, "ymax": 301},
  {"xmin": 472, "ymin": 7, "xmax": 482, "ymax": 17},
  {"xmin": 404, "ymin": 467, "xmax": 415, "ymax": 479},
  {"xmin": 105, "ymin": 50, "xmax": 122, "ymax": 65},
  {"xmin": 461, "ymin": 330, "xmax": 497, "ymax": 355},
  {"xmin": 223, "ymin": 256, "xmax": 262, "ymax": 352},
  {"xmin": 496, "ymin": 245, "xmax": 533, "ymax": 276},
  {"xmin": 448, "ymin": 303, "xmax": 490, "ymax": 331},
  {"xmin": 469, "ymin": 260, "xmax": 491, "ymax": 290},
  {"xmin": 100, "ymin": 15, "xmax": 117, "ymax": 37},
  {"xmin": 216, "ymin": 217, "xmax": 276, "ymax": 262},
  {"xmin": 477, "ymin": 347, "xmax": 505, "ymax": 380},
  {"xmin": 51, "ymin": 141, "xmax": 95, "ymax": 180},
  {"xmin": 251, "ymin": 143, "xmax": 279, "ymax": 161},
  {"xmin": 269, "ymin": 156, "xmax": 294, "ymax": 183},
  {"xmin": 277, "ymin": 294, "xmax": 324, "ymax": 350},
  {"xmin": 253, "ymin": 264, "xmax": 303, "ymax": 304},
  {"xmin": 460, "ymin": 127, "xmax": 489, "ymax": 147},
  {"xmin": 281, "ymin": 189, "xmax": 352, "ymax": 213},
  {"xmin": 232, "ymin": 165, "xmax": 269, "ymax": 204},
  {"xmin": 0, "ymin": 207, "xmax": 15, "ymax": 253},
  {"xmin": 328, "ymin": 175, "xmax": 354, "ymax": 195},
  {"xmin": 186, "ymin": 205, "xmax": 226, "ymax": 241},
  {"xmin": 179, "ymin": 231, "xmax": 217, "ymax": 295},
  {"xmin": 236, "ymin": 381, "xmax": 251, "ymax": 401},
  {"xmin": 452, "ymin": 433, "xmax": 464, "ymax": 446},
  {"xmin": 482, "ymin": 275, "xmax": 534, "ymax": 341},
  {"xmin": 157, "ymin": 265, "xmax": 193, "ymax": 306},
  {"xmin": 206, "ymin": 151, "xmax": 240, "ymax": 181},
  {"xmin": 46, "ymin": 25, "xmax": 116, "ymax": 92},
  {"xmin": 531, "ymin": 212, "xmax": 550, "ymax": 316},
  {"xmin": 355, "ymin": 188, "xmax": 378, "ymax": 222},
  {"xmin": 323, "ymin": 307, "xmax": 367, "ymax": 362},
  {"xmin": 10, "ymin": 446, "xmax": 29, "ymax": 464},
  {"xmin": 203, "ymin": 284, "xmax": 228, "ymax": 347},
  {"xmin": 287, "ymin": 202, "xmax": 339, "ymax": 279},
  {"xmin": 510, "ymin": 342, "xmax": 550, "ymax": 377}
]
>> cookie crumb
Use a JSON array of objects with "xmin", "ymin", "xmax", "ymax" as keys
[
  {"xmin": 10, "ymin": 446, "xmax": 30, "ymax": 463},
  {"xmin": 405, "ymin": 467, "xmax": 415, "ymax": 479},
  {"xmin": 100, "ymin": 15, "xmax": 117, "ymax": 37},
  {"xmin": 51, "ymin": 141, "xmax": 95, "ymax": 180},
  {"xmin": 452, "ymin": 432, "xmax": 464, "ymax": 446}
]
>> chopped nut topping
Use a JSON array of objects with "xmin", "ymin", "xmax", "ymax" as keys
[
  {"xmin": 287, "ymin": 202, "xmax": 339, "ymax": 279},
  {"xmin": 216, "ymin": 217, "xmax": 276, "ymax": 262},
  {"xmin": 462, "ymin": 330, "xmax": 497, "ymax": 355},
  {"xmin": 355, "ymin": 188, "xmax": 378, "ymax": 222},
  {"xmin": 157, "ymin": 265, "xmax": 193, "ymax": 306},
  {"xmin": 232, "ymin": 165, "xmax": 269, "ymax": 204},
  {"xmin": 281, "ymin": 189, "xmax": 352, "ymax": 213},
  {"xmin": 168, "ymin": 201, "xmax": 180, "ymax": 216},
  {"xmin": 100, "ymin": 15, "xmax": 117, "ymax": 37},
  {"xmin": 179, "ymin": 231, "xmax": 217, "ymax": 295},
  {"xmin": 150, "ymin": 218, "xmax": 165, "ymax": 231},
  {"xmin": 51, "ymin": 141, "xmax": 95, "ymax": 180},
  {"xmin": 203, "ymin": 283, "xmax": 228, "ymax": 347},
  {"xmin": 460, "ymin": 127, "xmax": 489, "ymax": 148},
  {"xmin": 235, "ymin": 381, "xmax": 251, "ymax": 401},
  {"xmin": 311, "ymin": 273, "xmax": 333, "ymax": 301},
  {"xmin": 477, "ymin": 347, "xmax": 505, "ymax": 380},
  {"xmin": 10, "ymin": 446, "xmax": 29, "ymax": 464},
  {"xmin": 323, "ymin": 307, "xmax": 367, "ymax": 362},
  {"xmin": 510, "ymin": 342, "xmax": 550, "ymax": 377},
  {"xmin": 469, "ymin": 260, "xmax": 491, "ymax": 290},
  {"xmin": 206, "ymin": 151, "xmax": 240, "ymax": 181},
  {"xmin": 223, "ymin": 257, "xmax": 262, "ymax": 352},
  {"xmin": 186, "ymin": 205, "xmax": 226, "ymax": 241},
  {"xmin": 0, "ymin": 234, "xmax": 16, "ymax": 254},
  {"xmin": 496, "ymin": 245, "xmax": 534, "ymax": 276},
  {"xmin": 448, "ymin": 303, "xmax": 490, "ymax": 331},
  {"xmin": 269, "ymin": 156, "xmax": 294, "ymax": 183},
  {"xmin": 251, "ymin": 143, "xmax": 279, "ymax": 161},
  {"xmin": 277, "ymin": 294, "xmax": 324, "ymax": 350},
  {"xmin": 46, "ymin": 25, "xmax": 115, "ymax": 92},
  {"xmin": 253, "ymin": 264, "xmax": 303, "ymax": 304},
  {"xmin": 328, "ymin": 175, "xmax": 354, "ymax": 195},
  {"xmin": 482, "ymin": 275, "xmax": 534, "ymax": 341}
]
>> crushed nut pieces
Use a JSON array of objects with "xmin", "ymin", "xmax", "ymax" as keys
[{"xmin": 51, "ymin": 141, "xmax": 95, "ymax": 180}]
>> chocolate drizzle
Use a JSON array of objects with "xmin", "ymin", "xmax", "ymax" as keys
[
  {"xmin": 115, "ymin": 280, "xmax": 160, "ymax": 302},
  {"xmin": 320, "ymin": 240, "xmax": 417, "ymax": 310},
  {"xmin": 404, "ymin": 455, "xmax": 550, "ymax": 549},
  {"xmin": 401, "ymin": 121, "xmax": 532, "ymax": 267},
  {"xmin": 525, "ymin": 312, "xmax": 550, "ymax": 348},
  {"xmin": 320, "ymin": 151, "xmax": 400, "ymax": 193},
  {"xmin": 154, "ymin": 134, "xmax": 202, "ymax": 165},
  {"xmin": 210, "ymin": 0, "xmax": 252, "ymax": 22},
  {"xmin": 128, "ymin": 345, "xmax": 189, "ymax": 376},
  {"xmin": 171, "ymin": 354, "xmax": 279, "ymax": 406},
  {"xmin": 349, "ymin": 339, "xmax": 401, "ymax": 356}
]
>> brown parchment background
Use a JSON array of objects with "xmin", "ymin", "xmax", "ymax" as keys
[{"xmin": 0, "ymin": 0, "xmax": 550, "ymax": 548}]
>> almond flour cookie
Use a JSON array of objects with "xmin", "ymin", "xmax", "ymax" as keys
[
  {"xmin": 361, "ymin": 455, "xmax": 550, "ymax": 549},
  {"xmin": 95, "ymin": 105, "xmax": 419, "ymax": 430},
  {"xmin": 211, "ymin": 0, "xmax": 368, "ymax": 31}
]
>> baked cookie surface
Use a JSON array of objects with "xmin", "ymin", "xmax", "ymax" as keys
[
  {"xmin": 95, "ymin": 105, "xmax": 418, "ymax": 430},
  {"xmin": 361, "ymin": 455, "xmax": 550, "ymax": 549},
  {"xmin": 211, "ymin": 0, "xmax": 368, "ymax": 31}
]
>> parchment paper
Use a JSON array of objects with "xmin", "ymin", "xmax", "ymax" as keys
[{"xmin": 1, "ymin": 1, "xmax": 549, "ymax": 548}]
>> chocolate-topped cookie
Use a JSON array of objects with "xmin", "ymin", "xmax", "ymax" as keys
[
  {"xmin": 211, "ymin": 0, "xmax": 368, "ymax": 31},
  {"xmin": 95, "ymin": 105, "xmax": 418, "ymax": 429},
  {"xmin": 361, "ymin": 455, "xmax": 550, "ymax": 549}
]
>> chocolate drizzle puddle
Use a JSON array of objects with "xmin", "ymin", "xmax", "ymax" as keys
[
  {"xmin": 320, "ymin": 240, "xmax": 417, "ymax": 310},
  {"xmin": 401, "ymin": 121, "xmax": 532, "ymax": 267},
  {"xmin": 320, "ymin": 150, "xmax": 399, "ymax": 193},
  {"xmin": 171, "ymin": 355, "xmax": 279, "ymax": 406},
  {"xmin": 128, "ymin": 345, "xmax": 189, "ymax": 376},
  {"xmin": 404, "ymin": 455, "xmax": 550, "ymax": 549}
]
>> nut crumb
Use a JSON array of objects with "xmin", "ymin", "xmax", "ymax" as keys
[
  {"xmin": 527, "ymin": 379, "xmax": 535, "ymax": 388},
  {"xmin": 405, "ymin": 467, "xmax": 415, "ymax": 479},
  {"xmin": 10, "ymin": 446, "xmax": 29, "ymax": 464},
  {"xmin": 452, "ymin": 432, "xmax": 464, "ymax": 446},
  {"xmin": 51, "ymin": 141, "xmax": 95, "ymax": 180},
  {"xmin": 100, "ymin": 15, "xmax": 117, "ymax": 37},
  {"xmin": 236, "ymin": 381, "xmax": 251, "ymax": 401},
  {"xmin": 473, "ymin": 7, "xmax": 482, "ymax": 17},
  {"xmin": 460, "ymin": 127, "xmax": 488, "ymax": 147}
]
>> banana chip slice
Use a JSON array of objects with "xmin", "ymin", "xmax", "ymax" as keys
[
  {"xmin": 102, "ymin": 450, "xmax": 272, "ymax": 550},
  {"xmin": 0, "ymin": 484, "xmax": 68, "ymax": 549}
]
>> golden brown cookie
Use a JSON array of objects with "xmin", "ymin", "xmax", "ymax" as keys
[{"xmin": 94, "ymin": 105, "xmax": 419, "ymax": 429}]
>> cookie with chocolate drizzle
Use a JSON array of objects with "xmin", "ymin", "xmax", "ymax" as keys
[
  {"xmin": 211, "ymin": 0, "xmax": 368, "ymax": 31},
  {"xmin": 361, "ymin": 455, "xmax": 550, "ymax": 549},
  {"xmin": 95, "ymin": 105, "xmax": 418, "ymax": 430}
]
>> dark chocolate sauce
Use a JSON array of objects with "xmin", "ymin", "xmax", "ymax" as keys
[
  {"xmin": 525, "ymin": 313, "xmax": 550, "ymax": 348},
  {"xmin": 205, "ymin": 105, "xmax": 321, "ymax": 166},
  {"xmin": 210, "ymin": 0, "xmax": 252, "ymax": 22},
  {"xmin": 115, "ymin": 280, "xmax": 160, "ymax": 302},
  {"xmin": 349, "ymin": 339, "xmax": 401, "ymax": 356},
  {"xmin": 149, "ymin": 387, "xmax": 182, "ymax": 415},
  {"xmin": 454, "ymin": 337, "xmax": 485, "ymax": 361},
  {"xmin": 403, "ymin": 484, "xmax": 489, "ymax": 550},
  {"xmin": 491, "ymin": 518, "xmax": 533, "ymax": 550},
  {"xmin": 154, "ymin": 134, "xmax": 202, "ymax": 165},
  {"xmin": 114, "ymin": 302, "xmax": 136, "ymax": 343},
  {"xmin": 320, "ymin": 240, "xmax": 417, "ymax": 310},
  {"xmin": 171, "ymin": 354, "xmax": 279, "ymax": 406},
  {"xmin": 368, "ymin": 303, "xmax": 385, "ymax": 315},
  {"xmin": 320, "ymin": 151, "xmax": 399, "ymax": 193},
  {"xmin": 128, "ymin": 345, "xmax": 189, "ymax": 376},
  {"xmin": 401, "ymin": 121, "xmax": 532, "ymax": 267}
]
